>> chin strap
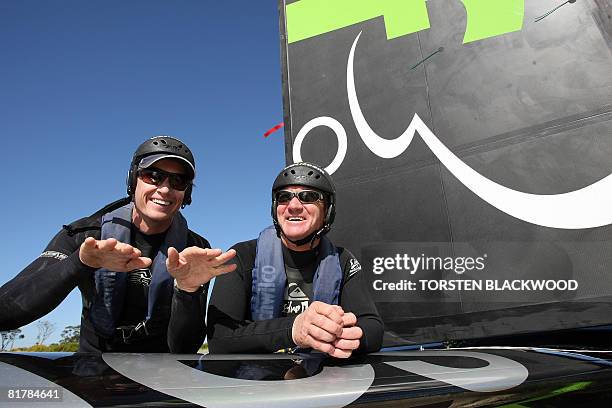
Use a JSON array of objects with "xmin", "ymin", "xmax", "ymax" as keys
[{"xmin": 280, "ymin": 225, "xmax": 330, "ymax": 249}]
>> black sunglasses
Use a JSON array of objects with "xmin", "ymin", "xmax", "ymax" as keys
[
  {"xmin": 137, "ymin": 168, "xmax": 191, "ymax": 191},
  {"xmin": 275, "ymin": 190, "xmax": 324, "ymax": 204}
]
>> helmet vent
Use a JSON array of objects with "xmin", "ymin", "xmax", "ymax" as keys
[
  {"xmin": 308, "ymin": 171, "xmax": 313, "ymax": 176},
  {"xmin": 153, "ymin": 141, "xmax": 159, "ymax": 145},
  {"xmin": 315, "ymin": 175, "xmax": 320, "ymax": 179},
  {"xmin": 290, "ymin": 169, "xmax": 296, "ymax": 174},
  {"xmin": 161, "ymin": 139, "xmax": 167, "ymax": 145}
]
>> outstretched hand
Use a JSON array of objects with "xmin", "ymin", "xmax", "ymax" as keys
[
  {"xmin": 166, "ymin": 247, "xmax": 237, "ymax": 292},
  {"xmin": 79, "ymin": 237, "xmax": 152, "ymax": 272}
]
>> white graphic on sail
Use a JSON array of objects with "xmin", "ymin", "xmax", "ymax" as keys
[{"xmin": 293, "ymin": 32, "xmax": 612, "ymax": 230}]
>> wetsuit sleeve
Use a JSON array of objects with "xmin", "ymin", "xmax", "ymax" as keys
[
  {"xmin": 207, "ymin": 242, "xmax": 297, "ymax": 354},
  {"xmin": 0, "ymin": 227, "xmax": 95, "ymax": 331},
  {"xmin": 340, "ymin": 252, "xmax": 384, "ymax": 354},
  {"xmin": 167, "ymin": 285, "xmax": 208, "ymax": 353},
  {"xmin": 167, "ymin": 232, "xmax": 211, "ymax": 354}
]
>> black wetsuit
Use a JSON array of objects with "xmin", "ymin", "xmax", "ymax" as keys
[
  {"xmin": 0, "ymin": 198, "xmax": 208, "ymax": 353},
  {"xmin": 203, "ymin": 239, "xmax": 383, "ymax": 354}
]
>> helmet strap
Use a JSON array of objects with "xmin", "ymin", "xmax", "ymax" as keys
[
  {"xmin": 283, "ymin": 231, "xmax": 317, "ymax": 248},
  {"xmin": 279, "ymin": 225, "xmax": 329, "ymax": 249}
]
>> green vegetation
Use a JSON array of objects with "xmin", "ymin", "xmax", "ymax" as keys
[
  {"xmin": 12, "ymin": 342, "xmax": 79, "ymax": 352},
  {"xmin": 3, "ymin": 323, "xmax": 81, "ymax": 352}
]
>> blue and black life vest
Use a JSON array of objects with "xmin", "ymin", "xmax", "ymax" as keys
[
  {"xmin": 250, "ymin": 226, "xmax": 343, "ymax": 321},
  {"xmin": 89, "ymin": 202, "xmax": 188, "ymax": 338}
]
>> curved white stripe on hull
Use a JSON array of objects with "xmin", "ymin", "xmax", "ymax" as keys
[
  {"xmin": 379, "ymin": 351, "xmax": 528, "ymax": 392},
  {"xmin": 0, "ymin": 361, "xmax": 92, "ymax": 408},
  {"xmin": 104, "ymin": 353, "xmax": 374, "ymax": 408}
]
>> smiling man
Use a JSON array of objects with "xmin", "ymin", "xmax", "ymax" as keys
[
  {"xmin": 173, "ymin": 162, "xmax": 383, "ymax": 357},
  {"xmin": 0, "ymin": 136, "xmax": 235, "ymax": 352}
]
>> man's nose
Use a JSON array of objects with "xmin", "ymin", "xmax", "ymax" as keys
[
  {"xmin": 287, "ymin": 196, "xmax": 303, "ymax": 209},
  {"xmin": 157, "ymin": 178, "xmax": 172, "ymax": 193}
]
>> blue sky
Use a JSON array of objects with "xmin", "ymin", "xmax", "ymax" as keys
[{"xmin": 1, "ymin": 1, "xmax": 286, "ymax": 347}]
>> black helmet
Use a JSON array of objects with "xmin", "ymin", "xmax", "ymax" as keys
[
  {"xmin": 271, "ymin": 162, "xmax": 336, "ymax": 246},
  {"xmin": 126, "ymin": 136, "xmax": 196, "ymax": 206}
]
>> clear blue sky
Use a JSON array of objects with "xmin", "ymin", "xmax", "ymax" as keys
[{"xmin": 0, "ymin": 1, "xmax": 286, "ymax": 347}]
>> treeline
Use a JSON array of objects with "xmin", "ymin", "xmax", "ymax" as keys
[
  {"xmin": 1, "ymin": 322, "xmax": 79, "ymax": 352},
  {"xmin": 11, "ymin": 342, "xmax": 79, "ymax": 352}
]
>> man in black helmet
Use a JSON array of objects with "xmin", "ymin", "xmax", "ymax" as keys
[
  {"xmin": 0, "ymin": 136, "xmax": 235, "ymax": 353},
  {"xmin": 172, "ymin": 162, "xmax": 383, "ymax": 357}
]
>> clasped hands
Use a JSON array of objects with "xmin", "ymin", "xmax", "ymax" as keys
[
  {"xmin": 79, "ymin": 237, "xmax": 236, "ymax": 291},
  {"xmin": 292, "ymin": 301, "xmax": 362, "ymax": 359}
]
